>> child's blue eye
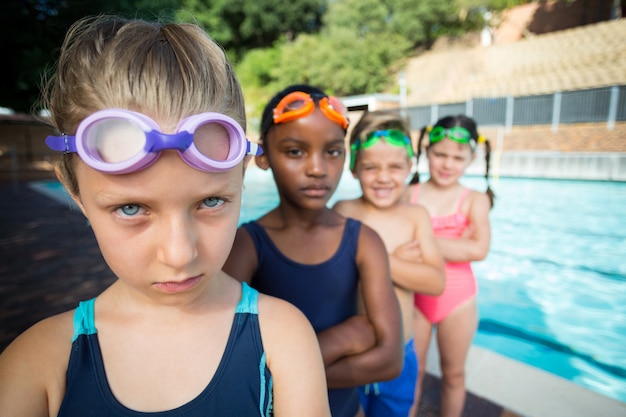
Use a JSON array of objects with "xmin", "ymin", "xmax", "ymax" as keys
[
  {"xmin": 117, "ymin": 204, "xmax": 141, "ymax": 216},
  {"xmin": 203, "ymin": 197, "xmax": 225, "ymax": 208}
]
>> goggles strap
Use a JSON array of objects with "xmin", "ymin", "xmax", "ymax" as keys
[
  {"xmin": 247, "ymin": 141, "xmax": 262, "ymax": 156},
  {"xmin": 46, "ymin": 134, "xmax": 77, "ymax": 153}
]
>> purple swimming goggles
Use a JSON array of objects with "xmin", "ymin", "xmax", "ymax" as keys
[{"xmin": 45, "ymin": 109, "xmax": 262, "ymax": 174}]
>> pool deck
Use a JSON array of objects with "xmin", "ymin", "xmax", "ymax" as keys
[{"xmin": 1, "ymin": 174, "xmax": 625, "ymax": 416}]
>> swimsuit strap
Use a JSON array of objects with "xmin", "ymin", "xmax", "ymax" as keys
[
  {"xmin": 236, "ymin": 282, "xmax": 259, "ymax": 314},
  {"xmin": 72, "ymin": 298, "xmax": 97, "ymax": 342},
  {"xmin": 411, "ymin": 184, "xmax": 469, "ymax": 214},
  {"xmin": 457, "ymin": 188, "xmax": 471, "ymax": 213}
]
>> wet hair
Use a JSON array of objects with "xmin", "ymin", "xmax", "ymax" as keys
[
  {"xmin": 409, "ymin": 114, "xmax": 495, "ymax": 208},
  {"xmin": 259, "ymin": 83, "xmax": 337, "ymax": 142},
  {"xmin": 41, "ymin": 15, "xmax": 246, "ymax": 196},
  {"xmin": 349, "ymin": 110, "xmax": 411, "ymax": 172}
]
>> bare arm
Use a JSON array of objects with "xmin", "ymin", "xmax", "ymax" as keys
[
  {"xmin": 388, "ymin": 206, "xmax": 446, "ymax": 295},
  {"xmin": 317, "ymin": 314, "xmax": 376, "ymax": 367},
  {"xmin": 224, "ymin": 222, "xmax": 376, "ymax": 369},
  {"xmin": 437, "ymin": 191, "xmax": 491, "ymax": 262},
  {"xmin": 0, "ymin": 313, "xmax": 73, "ymax": 417},
  {"xmin": 324, "ymin": 225, "xmax": 404, "ymax": 388},
  {"xmin": 259, "ymin": 295, "xmax": 331, "ymax": 416},
  {"xmin": 222, "ymin": 227, "xmax": 258, "ymax": 283}
]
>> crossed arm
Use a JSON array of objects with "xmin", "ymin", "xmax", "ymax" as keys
[
  {"xmin": 388, "ymin": 205, "xmax": 446, "ymax": 295},
  {"xmin": 224, "ymin": 225, "xmax": 404, "ymax": 389}
]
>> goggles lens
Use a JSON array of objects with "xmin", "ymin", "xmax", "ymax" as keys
[
  {"xmin": 85, "ymin": 118, "xmax": 147, "ymax": 163},
  {"xmin": 272, "ymin": 91, "xmax": 349, "ymax": 129},
  {"xmin": 429, "ymin": 126, "xmax": 473, "ymax": 144},
  {"xmin": 46, "ymin": 109, "xmax": 261, "ymax": 174},
  {"xmin": 350, "ymin": 129, "xmax": 413, "ymax": 170}
]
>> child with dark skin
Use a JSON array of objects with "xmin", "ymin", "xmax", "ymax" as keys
[{"xmin": 223, "ymin": 84, "xmax": 403, "ymax": 417}]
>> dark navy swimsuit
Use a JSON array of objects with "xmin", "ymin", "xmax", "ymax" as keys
[
  {"xmin": 57, "ymin": 282, "xmax": 273, "ymax": 416},
  {"xmin": 243, "ymin": 218, "xmax": 362, "ymax": 417}
]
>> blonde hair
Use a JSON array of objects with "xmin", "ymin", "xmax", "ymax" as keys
[
  {"xmin": 42, "ymin": 15, "xmax": 246, "ymax": 195},
  {"xmin": 349, "ymin": 110, "xmax": 411, "ymax": 172}
]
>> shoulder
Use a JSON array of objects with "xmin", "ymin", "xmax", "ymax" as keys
[
  {"xmin": 465, "ymin": 188, "xmax": 491, "ymax": 213},
  {"xmin": 223, "ymin": 226, "xmax": 258, "ymax": 283},
  {"xmin": 0, "ymin": 311, "xmax": 74, "ymax": 410},
  {"xmin": 354, "ymin": 222, "xmax": 387, "ymax": 260},
  {"xmin": 1, "ymin": 310, "xmax": 74, "ymax": 363},
  {"xmin": 233, "ymin": 223, "xmax": 254, "ymax": 243},
  {"xmin": 332, "ymin": 198, "xmax": 361, "ymax": 217},
  {"xmin": 404, "ymin": 203, "xmax": 432, "ymax": 228},
  {"xmin": 256, "ymin": 293, "xmax": 319, "ymax": 356},
  {"xmin": 257, "ymin": 293, "xmax": 311, "ymax": 329}
]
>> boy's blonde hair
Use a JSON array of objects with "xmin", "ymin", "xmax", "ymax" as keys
[
  {"xmin": 349, "ymin": 110, "xmax": 411, "ymax": 172},
  {"xmin": 42, "ymin": 15, "xmax": 246, "ymax": 195}
]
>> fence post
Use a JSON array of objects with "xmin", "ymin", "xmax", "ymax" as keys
[
  {"xmin": 466, "ymin": 99, "xmax": 473, "ymax": 117},
  {"xmin": 505, "ymin": 96, "xmax": 514, "ymax": 133},
  {"xmin": 551, "ymin": 91, "xmax": 561, "ymax": 133},
  {"xmin": 607, "ymin": 85, "xmax": 619, "ymax": 130},
  {"xmin": 430, "ymin": 104, "xmax": 439, "ymax": 125}
]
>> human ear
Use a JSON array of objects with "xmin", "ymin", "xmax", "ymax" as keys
[{"xmin": 255, "ymin": 152, "xmax": 270, "ymax": 171}]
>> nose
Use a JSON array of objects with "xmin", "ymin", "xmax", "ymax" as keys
[
  {"xmin": 442, "ymin": 156, "xmax": 454, "ymax": 169},
  {"xmin": 306, "ymin": 153, "xmax": 326, "ymax": 177},
  {"xmin": 156, "ymin": 214, "xmax": 198, "ymax": 268},
  {"xmin": 375, "ymin": 167, "xmax": 391, "ymax": 182}
]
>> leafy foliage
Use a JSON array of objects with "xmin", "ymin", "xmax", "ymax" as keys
[
  {"xmin": 1, "ymin": 0, "xmax": 178, "ymax": 113},
  {"xmin": 177, "ymin": 0, "xmax": 326, "ymax": 59},
  {"xmin": 2, "ymin": 0, "xmax": 533, "ymax": 118}
]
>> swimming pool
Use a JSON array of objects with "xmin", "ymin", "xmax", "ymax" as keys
[
  {"xmin": 239, "ymin": 167, "xmax": 626, "ymax": 404},
  {"xmin": 32, "ymin": 170, "xmax": 626, "ymax": 403}
]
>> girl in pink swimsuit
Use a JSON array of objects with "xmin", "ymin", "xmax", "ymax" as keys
[{"xmin": 406, "ymin": 114, "xmax": 494, "ymax": 417}]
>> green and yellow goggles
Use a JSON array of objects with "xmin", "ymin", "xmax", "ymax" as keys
[
  {"xmin": 428, "ymin": 126, "xmax": 485, "ymax": 148},
  {"xmin": 350, "ymin": 129, "xmax": 414, "ymax": 170},
  {"xmin": 429, "ymin": 126, "xmax": 473, "ymax": 144}
]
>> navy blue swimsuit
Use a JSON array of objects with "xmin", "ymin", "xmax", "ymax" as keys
[
  {"xmin": 243, "ymin": 218, "xmax": 362, "ymax": 417},
  {"xmin": 57, "ymin": 282, "xmax": 273, "ymax": 416}
]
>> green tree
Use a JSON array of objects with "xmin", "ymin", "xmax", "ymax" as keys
[
  {"xmin": 235, "ymin": 0, "xmax": 418, "ymax": 127},
  {"xmin": 177, "ymin": 0, "xmax": 326, "ymax": 58},
  {"xmin": 1, "ymin": 0, "xmax": 178, "ymax": 113}
]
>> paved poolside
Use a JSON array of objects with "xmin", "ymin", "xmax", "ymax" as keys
[{"xmin": 2, "ymin": 175, "xmax": 624, "ymax": 416}]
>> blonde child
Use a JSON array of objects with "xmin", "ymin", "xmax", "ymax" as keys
[
  {"xmin": 407, "ymin": 114, "xmax": 493, "ymax": 417},
  {"xmin": 0, "ymin": 16, "xmax": 330, "ymax": 416},
  {"xmin": 333, "ymin": 110, "xmax": 445, "ymax": 417},
  {"xmin": 223, "ymin": 85, "xmax": 404, "ymax": 417}
]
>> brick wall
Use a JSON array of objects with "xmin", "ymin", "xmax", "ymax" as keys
[{"xmin": 479, "ymin": 122, "xmax": 626, "ymax": 153}]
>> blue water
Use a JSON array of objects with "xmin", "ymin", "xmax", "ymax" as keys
[
  {"xmin": 240, "ymin": 168, "xmax": 626, "ymax": 404},
  {"xmin": 34, "ymin": 170, "xmax": 626, "ymax": 403}
]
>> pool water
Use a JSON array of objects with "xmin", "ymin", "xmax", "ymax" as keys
[
  {"xmin": 34, "ymin": 170, "xmax": 626, "ymax": 403},
  {"xmin": 240, "ymin": 168, "xmax": 626, "ymax": 404}
]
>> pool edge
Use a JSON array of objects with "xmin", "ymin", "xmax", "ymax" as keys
[{"xmin": 426, "ymin": 340, "xmax": 626, "ymax": 417}]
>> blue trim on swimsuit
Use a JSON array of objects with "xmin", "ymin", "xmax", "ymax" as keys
[{"xmin": 59, "ymin": 282, "xmax": 272, "ymax": 416}]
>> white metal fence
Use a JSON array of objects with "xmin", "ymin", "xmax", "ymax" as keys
[{"xmin": 406, "ymin": 85, "xmax": 626, "ymax": 131}]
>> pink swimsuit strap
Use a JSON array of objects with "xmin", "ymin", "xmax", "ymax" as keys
[{"xmin": 410, "ymin": 185, "xmax": 470, "ymax": 231}]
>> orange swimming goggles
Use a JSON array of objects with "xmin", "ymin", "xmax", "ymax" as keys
[{"xmin": 272, "ymin": 91, "xmax": 349, "ymax": 129}]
